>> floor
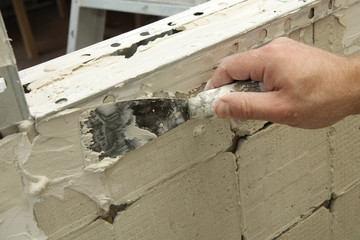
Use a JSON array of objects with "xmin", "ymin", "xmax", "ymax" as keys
[{"xmin": 2, "ymin": 2, "xmax": 159, "ymax": 70}]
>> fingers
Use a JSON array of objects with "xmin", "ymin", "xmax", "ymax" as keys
[
  {"xmin": 214, "ymin": 91, "xmax": 288, "ymax": 123},
  {"xmin": 205, "ymin": 48, "xmax": 266, "ymax": 90}
]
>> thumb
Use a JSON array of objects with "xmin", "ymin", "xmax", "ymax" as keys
[{"xmin": 214, "ymin": 91, "xmax": 284, "ymax": 122}]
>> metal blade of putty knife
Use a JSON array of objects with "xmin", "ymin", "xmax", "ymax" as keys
[{"xmin": 80, "ymin": 80, "xmax": 264, "ymax": 161}]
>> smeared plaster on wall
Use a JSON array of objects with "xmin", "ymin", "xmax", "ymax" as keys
[
  {"xmin": 314, "ymin": 15, "xmax": 345, "ymax": 53},
  {"xmin": 0, "ymin": 133, "xmax": 46, "ymax": 239},
  {"xmin": 334, "ymin": 3, "xmax": 360, "ymax": 54},
  {"xmin": 16, "ymin": 109, "xmax": 114, "ymax": 209},
  {"xmin": 33, "ymin": 188, "xmax": 101, "ymax": 239}
]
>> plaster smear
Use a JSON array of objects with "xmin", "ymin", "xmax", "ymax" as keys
[
  {"xmin": 0, "ymin": 134, "xmax": 46, "ymax": 239},
  {"xmin": 334, "ymin": 3, "xmax": 360, "ymax": 54},
  {"xmin": 19, "ymin": 109, "xmax": 114, "ymax": 209}
]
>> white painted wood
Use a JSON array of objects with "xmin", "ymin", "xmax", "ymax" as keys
[
  {"xmin": 67, "ymin": 0, "xmax": 208, "ymax": 52},
  {"xmin": 80, "ymin": 0, "xmax": 192, "ymax": 15},
  {"xmin": 21, "ymin": 0, "xmax": 360, "ymax": 120}
]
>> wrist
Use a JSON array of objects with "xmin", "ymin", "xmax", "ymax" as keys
[{"xmin": 346, "ymin": 55, "xmax": 360, "ymax": 115}]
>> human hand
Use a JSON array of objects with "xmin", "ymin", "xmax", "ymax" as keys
[{"xmin": 206, "ymin": 37, "xmax": 360, "ymax": 129}]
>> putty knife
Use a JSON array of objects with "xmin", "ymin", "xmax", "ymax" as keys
[{"xmin": 80, "ymin": 80, "xmax": 263, "ymax": 160}]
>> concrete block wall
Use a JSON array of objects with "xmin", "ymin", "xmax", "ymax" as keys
[{"xmin": 1, "ymin": 0, "xmax": 360, "ymax": 239}]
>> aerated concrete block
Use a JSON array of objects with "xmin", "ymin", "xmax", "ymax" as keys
[
  {"xmin": 236, "ymin": 124, "xmax": 331, "ymax": 240},
  {"xmin": 112, "ymin": 153, "xmax": 241, "ymax": 240},
  {"xmin": 276, "ymin": 207, "xmax": 332, "ymax": 240},
  {"xmin": 332, "ymin": 181, "xmax": 360, "ymax": 240},
  {"xmin": 105, "ymin": 119, "xmax": 234, "ymax": 203},
  {"xmin": 328, "ymin": 115, "xmax": 360, "ymax": 196}
]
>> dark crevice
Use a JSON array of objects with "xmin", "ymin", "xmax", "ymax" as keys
[
  {"xmin": 273, "ymin": 195, "xmax": 335, "ymax": 239},
  {"xmin": 324, "ymin": 193, "xmax": 336, "ymax": 211},
  {"xmin": 241, "ymin": 234, "xmax": 246, "ymax": 240},
  {"xmin": 110, "ymin": 28, "xmax": 183, "ymax": 58},
  {"xmin": 258, "ymin": 121, "xmax": 273, "ymax": 132},
  {"xmin": 23, "ymin": 83, "xmax": 31, "ymax": 93},
  {"xmin": 227, "ymin": 135, "xmax": 241, "ymax": 154},
  {"xmin": 101, "ymin": 200, "xmax": 137, "ymax": 224}
]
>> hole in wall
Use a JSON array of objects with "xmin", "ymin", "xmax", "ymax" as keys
[
  {"xmin": 308, "ymin": 8, "xmax": 315, "ymax": 19},
  {"xmin": 103, "ymin": 95, "xmax": 115, "ymax": 103},
  {"xmin": 110, "ymin": 28, "xmax": 184, "ymax": 59},
  {"xmin": 140, "ymin": 31, "xmax": 150, "ymax": 36},
  {"xmin": 232, "ymin": 42, "xmax": 239, "ymax": 52},
  {"xmin": 284, "ymin": 18, "xmax": 292, "ymax": 31},
  {"xmin": 55, "ymin": 98, "xmax": 68, "ymax": 104},
  {"xmin": 110, "ymin": 43, "xmax": 121, "ymax": 47},
  {"xmin": 259, "ymin": 29, "xmax": 267, "ymax": 41},
  {"xmin": 194, "ymin": 12, "xmax": 204, "ymax": 16},
  {"xmin": 0, "ymin": 77, "xmax": 7, "ymax": 93},
  {"xmin": 168, "ymin": 22, "xmax": 176, "ymax": 26},
  {"xmin": 328, "ymin": 0, "xmax": 333, "ymax": 9}
]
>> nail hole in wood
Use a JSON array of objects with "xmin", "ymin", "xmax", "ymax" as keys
[
  {"xmin": 111, "ymin": 43, "xmax": 121, "ymax": 47},
  {"xmin": 308, "ymin": 8, "xmax": 315, "ymax": 19},
  {"xmin": 232, "ymin": 42, "xmax": 239, "ymax": 52},
  {"xmin": 284, "ymin": 18, "xmax": 292, "ymax": 31},
  {"xmin": 168, "ymin": 22, "xmax": 176, "ymax": 26},
  {"xmin": 103, "ymin": 95, "xmax": 115, "ymax": 103},
  {"xmin": 194, "ymin": 12, "xmax": 203, "ymax": 16},
  {"xmin": 55, "ymin": 98, "xmax": 68, "ymax": 104},
  {"xmin": 259, "ymin": 29, "xmax": 267, "ymax": 41},
  {"xmin": 328, "ymin": 0, "xmax": 333, "ymax": 9}
]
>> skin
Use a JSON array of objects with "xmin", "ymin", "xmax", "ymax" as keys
[{"xmin": 206, "ymin": 37, "xmax": 360, "ymax": 129}]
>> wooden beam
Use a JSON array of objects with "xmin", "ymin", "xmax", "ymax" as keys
[
  {"xmin": 56, "ymin": 0, "xmax": 68, "ymax": 19},
  {"xmin": 11, "ymin": 0, "xmax": 38, "ymax": 59}
]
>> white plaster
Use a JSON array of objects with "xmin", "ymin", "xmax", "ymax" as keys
[
  {"xmin": 334, "ymin": 4, "xmax": 360, "ymax": 54},
  {"xmin": 0, "ymin": 206, "xmax": 46, "ymax": 240}
]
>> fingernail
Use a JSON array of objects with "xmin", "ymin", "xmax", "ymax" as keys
[
  {"xmin": 215, "ymin": 100, "xmax": 231, "ymax": 118},
  {"xmin": 204, "ymin": 81, "xmax": 214, "ymax": 91}
]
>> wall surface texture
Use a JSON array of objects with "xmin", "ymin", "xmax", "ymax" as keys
[{"xmin": 1, "ymin": 0, "xmax": 360, "ymax": 239}]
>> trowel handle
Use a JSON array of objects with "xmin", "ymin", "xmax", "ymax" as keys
[{"xmin": 188, "ymin": 80, "xmax": 264, "ymax": 119}]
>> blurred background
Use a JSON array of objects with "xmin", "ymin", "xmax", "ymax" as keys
[{"xmin": 0, "ymin": 0, "xmax": 160, "ymax": 70}]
